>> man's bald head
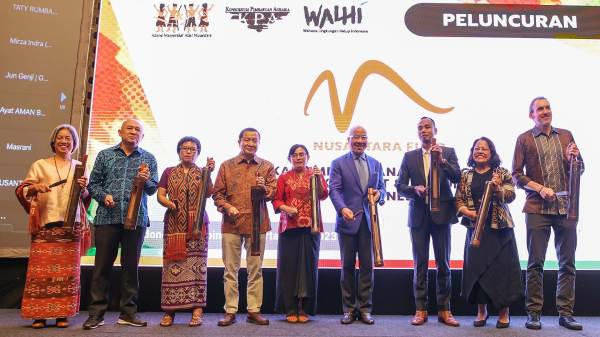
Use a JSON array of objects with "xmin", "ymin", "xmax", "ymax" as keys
[{"xmin": 118, "ymin": 118, "xmax": 145, "ymax": 148}]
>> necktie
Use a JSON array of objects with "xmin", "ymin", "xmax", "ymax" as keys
[
  {"xmin": 423, "ymin": 151, "xmax": 430, "ymax": 204},
  {"xmin": 423, "ymin": 151, "xmax": 430, "ymax": 186},
  {"xmin": 357, "ymin": 157, "xmax": 368, "ymax": 191}
]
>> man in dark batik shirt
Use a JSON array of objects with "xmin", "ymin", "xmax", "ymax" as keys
[{"xmin": 513, "ymin": 97, "xmax": 584, "ymax": 331}]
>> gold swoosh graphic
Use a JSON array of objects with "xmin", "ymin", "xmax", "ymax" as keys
[{"xmin": 304, "ymin": 60, "xmax": 454, "ymax": 133}]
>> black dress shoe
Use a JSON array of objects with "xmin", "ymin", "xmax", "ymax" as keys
[
  {"xmin": 525, "ymin": 312, "xmax": 541, "ymax": 330},
  {"xmin": 559, "ymin": 316, "xmax": 583, "ymax": 330},
  {"xmin": 358, "ymin": 312, "xmax": 374, "ymax": 325},
  {"xmin": 496, "ymin": 318, "xmax": 510, "ymax": 329},
  {"xmin": 340, "ymin": 312, "xmax": 355, "ymax": 324},
  {"xmin": 473, "ymin": 314, "xmax": 488, "ymax": 327}
]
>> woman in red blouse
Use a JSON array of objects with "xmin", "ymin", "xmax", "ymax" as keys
[{"xmin": 273, "ymin": 144, "xmax": 328, "ymax": 323}]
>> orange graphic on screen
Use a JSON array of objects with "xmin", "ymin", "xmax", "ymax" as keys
[
  {"xmin": 88, "ymin": 0, "xmax": 160, "ymax": 163},
  {"xmin": 304, "ymin": 60, "xmax": 454, "ymax": 133}
]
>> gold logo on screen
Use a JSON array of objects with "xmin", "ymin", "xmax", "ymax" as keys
[{"xmin": 304, "ymin": 60, "xmax": 454, "ymax": 133}]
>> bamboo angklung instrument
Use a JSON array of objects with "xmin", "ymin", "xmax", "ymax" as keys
[
  {"xmin": 124, "ymin": 162, "xmax": 148, "ymax": 230},
  {"xmin": 250, "ymin": 185, "xmax": 265, "ymax": 256},
  {"xmin": 63, "ymin": 154, "xmax": 88, "ymax": 227},
  {"xmin": 250, "ymin": 165, "xmax": 265, "ymax": 256},
  {"xmin": 368, "ymin": 187, "xmax": 384, "ymax": 267},
  {"xmin": 470, "ymin": 180, "xmax": 494, "ymax": 248},
  {"xmin": 309, "ymin": 173, "xmax": 322, "ymax": 234},
  {"xmin": 429, "ymin": 137, "xmax": 441, "ymax": 212},
  {"xmin": 567, "ymin": 153, "xmax": 582, "ymax": 221},
  {"xmin": 192, "ymin": 166, "xmax": 210, "ymax": 238}
]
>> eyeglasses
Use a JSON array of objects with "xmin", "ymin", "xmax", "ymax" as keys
[
  {"xmin": 181, "ymin": 147, "xmax": 197, "ymax": 153},
  {"xmin": 350, "ymin": 135, "xmax": 368, "ymax": 140}
]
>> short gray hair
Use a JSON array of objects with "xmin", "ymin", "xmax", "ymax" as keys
[
  {"xmin": 50, "ymin": 124, "xmax": 79, "ymax": 153},
  {"xmin": 347, "ymin": 125, "xmax": 367, "ymax": 138},
  {"xmin": 529, "ymin": 96, "xmax": 548, "ymax": 114}
]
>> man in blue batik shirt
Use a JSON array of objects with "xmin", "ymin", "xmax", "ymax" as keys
[{"xmin": 83, "ymin": 119, "xmax": 158, "ymax": 330}]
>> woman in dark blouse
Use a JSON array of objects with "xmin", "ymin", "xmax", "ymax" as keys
[
  {"xmin": 455, "ymin": 137, "xmax": 523, "ymax": 329},
  {"xmin": 273, "ymin": 144, "xmax": 328, "ymax": 323}
]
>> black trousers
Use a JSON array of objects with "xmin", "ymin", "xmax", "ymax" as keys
[
  {"xmin": 87, "ymin": 224, "xmax": 146, "ymax": 318},
  {"xmin": 338, "ymin": 216, "xmax": 373, "ymax": 314},
  {"xmin": 410, "ymin": 211, "xmax": 451, "ymax": 311},
  {"xmin": 525, "ymin": 213, "xmax": 577, "ymax": 316}
]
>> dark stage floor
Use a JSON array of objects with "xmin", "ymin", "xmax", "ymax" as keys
[{"xmin": 1, "ymin": 309, "xmax": 598, "ymax": 337}]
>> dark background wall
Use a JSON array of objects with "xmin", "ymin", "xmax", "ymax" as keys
[{"xmin": 2, "ymin": 258, "xmax": 599, "ymax": 316}]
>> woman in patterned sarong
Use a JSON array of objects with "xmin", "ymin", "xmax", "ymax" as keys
[
  {"xmin": 16, "ymin": 124, "xmax": 90, "ymax": 329},
  {"xmin": 157, "ymin": 136, "xmax": 215, "ymax": 327}
]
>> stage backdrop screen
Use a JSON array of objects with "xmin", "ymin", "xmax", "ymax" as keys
[
  {"xmin": 85, "ymin": 0, "xmax": 600, "ymax": 269},
  {"xmin": 0, "ymin": 0, "xmax": 89, "ymax": 257}
]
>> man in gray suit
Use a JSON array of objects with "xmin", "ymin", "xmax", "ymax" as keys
[
  {"xmin": 395, "ymin": 117, "xmax": 460, "ymax": 327},
  {"xmin": 329, "ymin": 125, "xmax": 386, "ymax": 325}
]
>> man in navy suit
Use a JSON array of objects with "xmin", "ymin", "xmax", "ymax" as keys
[
  {"xmin": 329, "ymin": 125, "xmax": 386, "ymax": 325},
  {"xmin": 395, "ymin": 117, "xmax": 461, "ymax": 327}
]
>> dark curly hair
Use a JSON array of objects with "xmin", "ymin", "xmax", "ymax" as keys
[
  {"xmin": 466, "ymin": 137, "xmax": 501, "ymax": 169},
  {"xmin": 176, "ymin": 136, "xmax": 201, "ymax": 154}
]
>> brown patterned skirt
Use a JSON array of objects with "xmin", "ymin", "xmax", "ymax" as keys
[{"xmin": 161, "ymin": 234, "xmax": 208, "ymax": 310}]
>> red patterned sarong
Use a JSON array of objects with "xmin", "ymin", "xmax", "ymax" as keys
[{"xmin": 21, "ymin": 225, "xmax": 83, "ymax": 319}]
